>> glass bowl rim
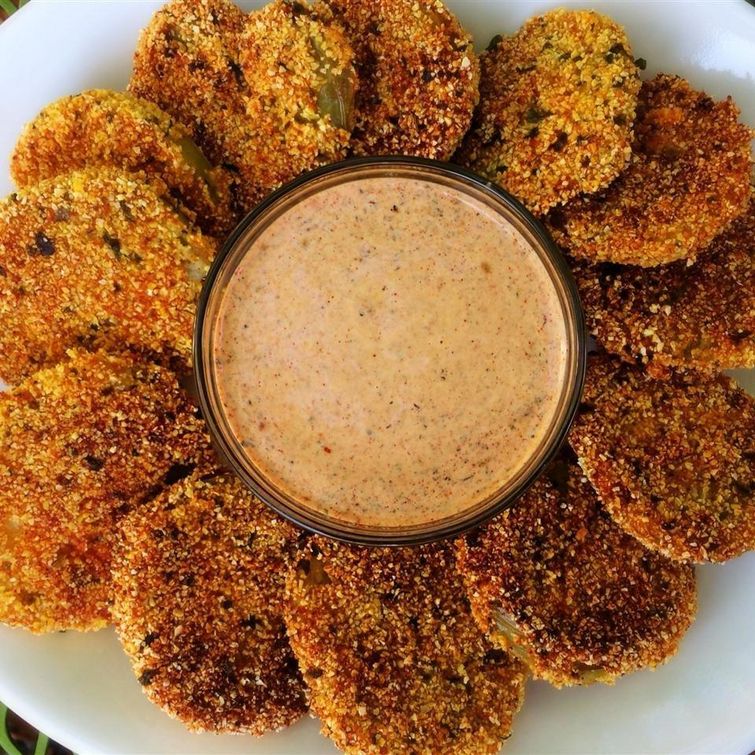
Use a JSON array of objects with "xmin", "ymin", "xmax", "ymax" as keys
[{"xmin": 193, "ymin": 155, "xmax": 586, "ymax": 546}]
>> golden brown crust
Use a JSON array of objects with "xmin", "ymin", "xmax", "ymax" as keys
[
  {"xmin": 572, "ymin": 194, "xmax": 755, "ymax": 371},
  {"xmin": 571, "ymin": 355, "xmax": 755, "ymax": 563},
  {"xmin": 548, "ymin": 74, "xmax": 752, "ymax": 266},
  {"xmin": 326, "ymin": 0, "xmax": 479, "ymax": 159},
  {"xmin": 455, "ymin": 460, "xmax": 697, "ymax": 687},
  {"xmin": 112, "ymin": 471, "xmax": 307, "ymax": 734},
  {"xmin": 0, "ymin": 349, "xmax": 211, "ymax": 633},
  {"xmin": 129, "ymin": 0, "xmax": 251, "ymax": 213},
  {"xmin": 285, "ymin": 539, "xmax": 526, "ymax": 755},
  {"xmin": 0, "ymin": 169, "xmax": 215, "ymax": 384},
  {"xmin": 130, "ymin": 0, "xmax": 357, "ymax": 213},
  {"xmin": 10, "ymin": 89, "xmax": 236, "ymax": 237},
  {"xmin": 457, "ymin": 9, "xmax": 639, "ymax": 215},
  {"xmin": 129, "ymin": 0, "xmax": 246, "ymax": 160},
  {"xmin": 239, "ymin": 0, "xmax": 357, "ymax": 187}
]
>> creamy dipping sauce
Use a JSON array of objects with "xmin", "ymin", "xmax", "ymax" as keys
[{"xmin": 214, "ymin": 176, "xmax": 568, "ymax": 528}]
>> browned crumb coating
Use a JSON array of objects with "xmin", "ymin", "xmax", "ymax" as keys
[
  {"xmin": 112, "ymin": 471, "xmax": 307, "ymax": 735},
  {"xmin": 129, "ymin": 0, "xmax": 251, "ymax": 212},
  {"xmin": 326, "ymin": 0, "xmax": 479, "ymax": 160},
  {"xmin": 458, "ymin": 9, "xmax": 639, "ymax": 215},
  {"xmin": 285, "ymin": 539, "xmax": 526, "ymax": 755},
  {"xmin": 239, "ymin": 0, "xmax": 357, "ymax": 189},
  {"xmin": 571, "ymin": 356, "xmax": 755, "ymax": 563},
  {"xmin": 0, "ymin": 168, "xmax": 215, "ymax": 384},
  {"xmin": 129, "ymin": 0, "xmax": 246, "ymax": 161},
  {"xmin": 572, "ymin": 193, "xmax": 755, "ymax": 371},
  {"xmin": 455, "ymin": 459, "xmax": 697, "ymax": 687},
  {"xmin": 548, "ymin": 74, "xmax": 752, "ymax": 266},
  {"xmin": 0, "ymin": 349, "xmax": 212, "ymax": 634},
  {"xmin": 10, "ymin": 89, "xmax": 237, "ymax": 237},
  {"xmin": 130, "ymin": 0, "xmax": 357, "ymax": 214}
]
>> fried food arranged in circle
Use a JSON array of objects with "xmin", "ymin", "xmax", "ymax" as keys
[
  {"xmin": 285, "ymin": 539, "xmax": 526, "ymax": 754},
  {"xmin": 548, "ymin": 74, "xmax": 752, "ymax": 266},
  {"xmin": 0, "ymin": 169, "xmax": 215, "ymax": 384},
  {"xmin": 239, "ymin": 0, "xmax": 357, "ymax": 189},
  {"xmin": 457, "ymin": 9, "xmax": 640, "ymax": 215},
  {"xmin": 130, "ymin": 0, "xmax": 357, "ymax": 213},
  {"xmin": 325, "ymin": 0, "xmax": 479, "ymax": 159},
  {"xmin": 572, "ymin": 194, "xmax": 755, "ymax": 371},
  {"xmin": 0, "ymin": 349, "xmax": 211, "ymax": 634},
  {"xmin": 455, "ymin": 459, "xmax": 697, "ymax": 687},
  {"xmin": 10, "ymin": 89, "xmax": 236, "ymax": 237},
  {"xmin": 571, "ymin": 356, "xmax": 755, "ymax": 563},
  {"xmin": 112, "ymin": 471, "xmax": 307, "ymax": 735}
]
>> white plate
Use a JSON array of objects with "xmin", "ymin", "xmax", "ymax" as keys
[{"xmin": 0, "ymin": 1, "xmax": 753, "ymax": 753}]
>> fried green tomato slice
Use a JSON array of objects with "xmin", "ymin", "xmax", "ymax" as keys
[
  {"xmin": 129, "ymin": 0, "xmax": 251, "ymax": 211},
  {"xmin": 457, "ymin": 9, "xmax": 639, "ymax": 215},
  {"xmin": 548, "ymin": 74, "xmax": 752, "ymax": 266},
  {"xmin": 325, "ymin": 0, "xmax": 479, "ymax": 159},
  {"xmin": 571, "ymin": 356, "xmax": 755, "ymax": 563},
  {"xmin": 130, "ymin": 0, "xmax": 357, "ymax": 213},
  {"xmin": 10, "ymin": 89, "xmax": 236, "ymax": 237},
  {"xmin": 285, "ymin": 539, "xmax": 526, "ymax": 755},
  {"xmin": 0, "ymin": 169, "xmax": 215, "ymax": 384},
  {"xmin": 112, "ymin": 472, "xmax": 307, "ymax": 735},
  {"xmin": 455, "ymin": 459, "xmax": 697, "ymax": 687},
  {"xmin": 238, "ymin": 0, "xmax": 357, "ymax": 191},
  {"xmin": 0, "ymin": 349, "xmax": 211, "ymax": 634},
  {"xmin": 572, "ymin": 194, "xmax": 755, "ymax": 371}
]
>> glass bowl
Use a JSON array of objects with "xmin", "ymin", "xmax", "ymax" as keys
[{"xmin": 194, "ymin": 156, "xmax": 586, "ymax": 545}]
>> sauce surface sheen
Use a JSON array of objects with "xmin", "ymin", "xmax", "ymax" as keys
[{"xmin": 215, "ymin": 176, "xmax": 567, "ymax": 527}]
